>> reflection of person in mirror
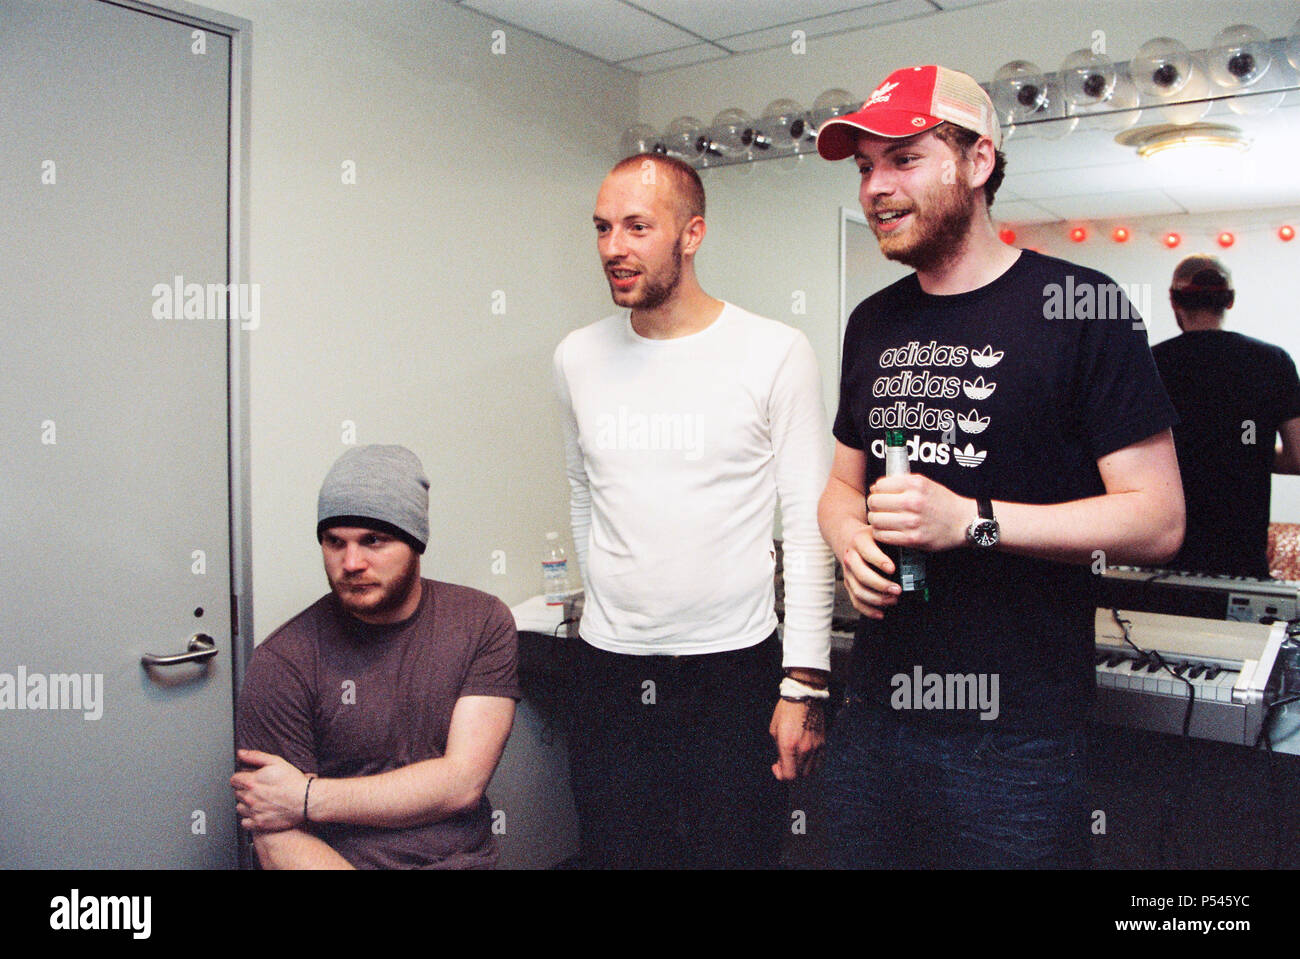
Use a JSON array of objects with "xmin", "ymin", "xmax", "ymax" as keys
[
  {"xmin": 814, "ymin": 65, "xmax": 1185, "ymax": 868},
  {"xmin": 1152, "ymin": 255, "xmax": 1300, "ymax": 579},
  {"xmin": 232, "ymin": 444, "xmax": 519, "ymax": 869},
  {"xmin": 553, "ymin": 153, "xmax": 835, "ymax": 868}
]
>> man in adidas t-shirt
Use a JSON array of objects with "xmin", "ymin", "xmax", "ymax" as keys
[{"xmin": 814, "ymin": 65, "xmax": 1185, "ymax": 867}]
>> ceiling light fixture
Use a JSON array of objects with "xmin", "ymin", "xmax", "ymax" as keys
[{"xmin": 1114, "ymin": 122, "xmax": 1251, "ymax": 158}]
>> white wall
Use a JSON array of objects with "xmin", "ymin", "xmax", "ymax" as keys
[{"xmin": 201, "ymin": 0, "xmax": 636, "ymax": 638}]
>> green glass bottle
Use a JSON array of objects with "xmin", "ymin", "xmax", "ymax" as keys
[{"xmin": 883, "ymin": 430, "xmax": 929, "ymax": 602}]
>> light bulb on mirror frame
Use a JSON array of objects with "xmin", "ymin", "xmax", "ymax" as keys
[
  {"xmin": 619, "ymin": 123, "xmax": 666, "ymax": 159},
  {"xmin": 665, "ymin": 116, "xmax": 710, "ymax": 164},
  {"xmin": 810, "ymin": 88, "xmax": 859, "ymax": 134},
  {"xmin": 1208, "ymin": 23, "xmax": 1272, "ymax": 89},
  {"xmin": 1145, "ymin": 56, "xmax": 1210, "ymax": 126},
  {"xmin": 1131, "ymin": 36, "xmax": 1194, "ymax": 98},
  {"xmin": 709, "ymin": 107, "xmax": 755, "ymax": 160},
  {"xmin": 1129, "ymin": 37, "xmax": 1211, "ymax": 126},
  {"xmin": 753, "ymin": 99, "xmax": 808, "ymax": 155},
  {"xmin": 1060, "ymin": 48, "xmax": 1116, "ymax": 109},
  {"xmin": 992, "ymin": 60, "xmax": 1050, "ymax": 126},
  {"xmin": 1070, "ymin": 69, "xmax": 1140, "ymax": 133}
]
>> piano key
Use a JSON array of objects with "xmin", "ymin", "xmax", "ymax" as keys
[{"xmin": 1214, "ymin": 670, "xmax": 1240, "ymax": 703}]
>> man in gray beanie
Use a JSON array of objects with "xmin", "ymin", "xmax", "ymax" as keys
[
  {"xmin": 312, "ymin": 444, "xmax": 432, "ymax": 623},
  {"xmin": 231, "ymin": 444, "xmax": 520, "ymax": 869}
]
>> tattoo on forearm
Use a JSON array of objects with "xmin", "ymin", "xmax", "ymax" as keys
[{"xmin": 803, "ymin": 703, "xmax": 825, "ymax": 734}]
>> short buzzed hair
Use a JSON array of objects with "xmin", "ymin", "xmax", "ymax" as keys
[
  {"xmin": 1172, "ymin": 254, "xmax": 1232, "ymax": 288},
  {"xmin": 610, "ymin": 153, "xmax": 705, "ymax": 227}
]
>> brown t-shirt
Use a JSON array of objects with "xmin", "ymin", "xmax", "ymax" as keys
[{"xmin": 236, "ymin": 579, "xmax": 521, "ymax": 869}]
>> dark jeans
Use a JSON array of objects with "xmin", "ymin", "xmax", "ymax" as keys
[
  {"xmin": 566, "ymin": 633, "xmax": 785, "ymax": 869},
  {"xmin": 820, "ymin": 693, "xmax": 1090, "ymax": 869}
]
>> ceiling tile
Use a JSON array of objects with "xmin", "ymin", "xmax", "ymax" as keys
[
  {"xmin": 462, "ymin": 0, "xmax": 699, "ymax": 62},
  {"xmin": 1163, "ymin": 182, "xmax": 1300, "ymax": 216},
  {"xmin": 988, "ymin": 200, "xmax": 1061, "ymax": 225},
  {"xmin": 616, "ymin": 42, "xmax": 731, "ymax": 74},
  {"xmin": 714, "ymin": 0, "xmax": 934, "ymax": 54},
  {"xmin": 625, "ymin": 0, "xmax": 892, "ymax": 41},
  {"xmin": 1003, "ymin": 160, "xmax": 1167, "ymax": 201},
  {"xmin": 1031, "ymin": 190, "xmax": 1189, "ymax": 221}
]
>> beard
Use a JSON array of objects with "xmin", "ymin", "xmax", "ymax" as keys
[
  {"xmin": 329, "ymin": 550, "xmax": 421, "ymax": 622},
  {"xmin": 875, "ymin": 180, "xmax": 977, "ymax": 273},
  {"xmin": 610, "ymin": 237, "xmax": 683, "ymax": 311}
]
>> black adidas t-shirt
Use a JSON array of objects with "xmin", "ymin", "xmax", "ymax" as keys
[
  {"xmin": 1153, "ymin": 330, "xmax": 1300, "ymax": 578},
  {"xmin": 834, "ymin": 250, "xmax": 1178, "ymax": 729}
]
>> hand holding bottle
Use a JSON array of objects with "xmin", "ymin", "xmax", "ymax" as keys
[
  {"xmin": 866, "ymin": 473, "xmax": 974, "ymax": 555},
  {"xmin": 837, "ymin": 522, "xmax": 902, "ymax": 620}
]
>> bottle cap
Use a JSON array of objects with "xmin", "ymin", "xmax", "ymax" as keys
[{"xmin": 885, "ymin": 430, "xmax": 906, "ymax": 447}]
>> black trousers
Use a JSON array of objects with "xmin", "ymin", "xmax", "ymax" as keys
[{"xmin": 566, "ymin": 632, "xmax": 786, "ymax": 869}]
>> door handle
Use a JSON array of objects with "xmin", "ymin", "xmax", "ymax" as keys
[{"xmin": 141, "ymin": 633, "xmax": 218, "ymax": 667}]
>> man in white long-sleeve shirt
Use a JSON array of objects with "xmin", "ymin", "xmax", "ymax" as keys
[{"xmin": 553, "ymin": 153, "xmax": 835, "ymax": 868}]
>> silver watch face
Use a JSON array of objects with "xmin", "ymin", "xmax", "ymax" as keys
[{"xmin": 968, "ymin": 518, "xmax": 999, "ymax": 548}]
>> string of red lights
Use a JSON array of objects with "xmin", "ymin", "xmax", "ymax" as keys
[{"xmin": 998, "ymin": 224, "xmax": 1296, "ymax": 247}]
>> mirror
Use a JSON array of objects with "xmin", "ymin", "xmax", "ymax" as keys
[{"xmin": 693, "ymin": 86, "xmax": 1300, "ymax": 535}]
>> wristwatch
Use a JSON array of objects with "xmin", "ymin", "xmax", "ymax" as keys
[{"xmin": 965, "ymin": 498, "xmax": 999, "ymax": 548}]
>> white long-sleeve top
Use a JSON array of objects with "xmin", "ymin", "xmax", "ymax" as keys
[{"xmin": 553, "ymin": 302, "xmax": 835, "ymax": 670}]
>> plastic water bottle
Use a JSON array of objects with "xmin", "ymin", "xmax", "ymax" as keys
[{"xmin": 543, "ymin": 532, "xmax": 569, "ymax": 605}]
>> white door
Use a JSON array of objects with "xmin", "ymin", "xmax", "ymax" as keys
[{"xmin": 0, "ymin": 0, "xmax": 248, "ymax": 868}]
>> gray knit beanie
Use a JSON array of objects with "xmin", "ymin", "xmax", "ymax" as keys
[{"xmin": 316, "ymin": 445, "xmax": 430, "ymax": 554}]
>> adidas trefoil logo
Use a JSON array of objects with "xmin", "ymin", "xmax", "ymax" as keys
[
  {"xmin": 952, "ymin": 443, "xmax": 987, "ymax": 467},
  {"xmin": 969, "ymin": 345, "xmax": 1004, "ymax": 368},
  {"xmin": 957, "ymin": 409, "xmax": 990, "ymax": 434},
  {"xmin": 866, "ymin": 80, "xmax": 899, "ymax": 106},
  {"xmin": 962, "ymin": 376, "xmax": 996, "ymax": 400}
]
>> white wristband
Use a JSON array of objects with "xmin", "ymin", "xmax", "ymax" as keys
[{"xmin": 780, "ymin": 677, "xmax": 830, "ymax": 701}]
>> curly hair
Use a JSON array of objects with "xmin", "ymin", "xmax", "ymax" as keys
[{"xmin": 931, "ymin": 123, "xmax": 1006, "ymax": 208}]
